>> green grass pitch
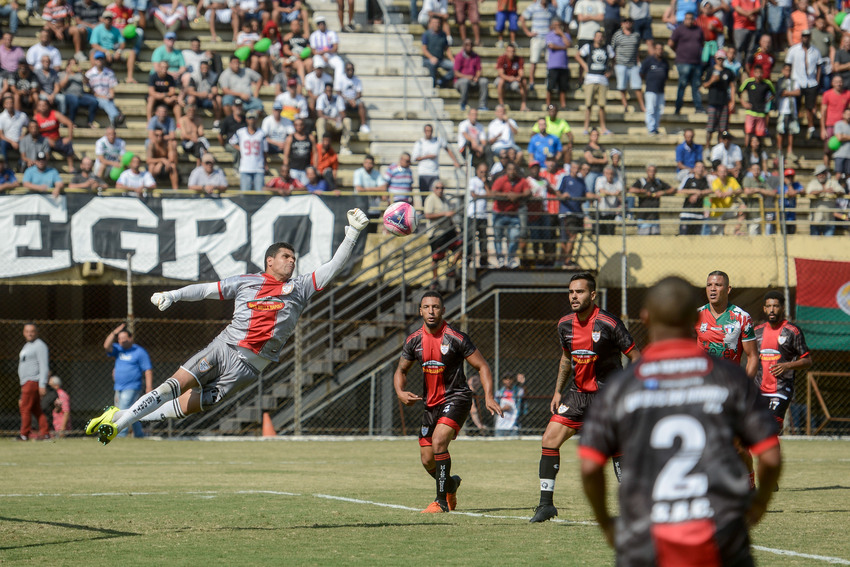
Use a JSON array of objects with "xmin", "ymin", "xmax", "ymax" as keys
[{"xmin": 2, "ymin": 437, "xmax": 848, "ymax": 566}]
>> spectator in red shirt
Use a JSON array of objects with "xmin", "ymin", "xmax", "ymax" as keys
[
  {"xmin": 491, "ymin": 161, "xmax": 530, "ymax": 268},
  {"xmin": 696, "ymin": 2, "xmax": 724, "ymax": 71},
  {"xmin": 454, "ymin": 38, "xmax": 488, "ymax": 111},
  {"xmin": 264, "ymin": 163, "xmax": 304, "ymax": 195},
  {"xmin": 731, "ymin": 0, "xmax": 762, "ymax": 62},
  {"xmin": 316, "ymin": 133, "xmax": 338, "ymax": 189},
  {"xmin": 496, "ymin": 42, "xmax": 529, "ymax": 112},
  {"xmin": 820, "ymin": 75, "xmax": 850, "ymax": 164},
  {"xmin": 747, "ymin": 34, "xmax": 774, "ymax": 78}
]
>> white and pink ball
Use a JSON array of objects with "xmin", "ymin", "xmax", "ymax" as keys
[{"xmin": 382, "ymin": 202, "xmax": 419, "ymax": 236}]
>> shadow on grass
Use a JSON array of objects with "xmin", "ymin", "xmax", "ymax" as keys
[
  {"xmin": 0, "ymin": 516, "xmax": 140, "ymax": 551},
  {"xmin": 294, "ymin": 522, "xmax": 453, "ymax": 529},
  {"xmin": 780, "ymin": 485, "xmax": 850, "ymax": 492}
]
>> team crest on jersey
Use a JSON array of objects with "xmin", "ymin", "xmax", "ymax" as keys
[
  {"xmin": 281, "ymin": 282, "xmax": 295, "ymax": 295},
  {"xmin": 778, "ymin": 335, "xmax": 787, "ymax": 345},
  {"xmin": 700, "ymin": 323, "xmax": 707, "ymax": 333},
  {"xmin": 592, "ymin": 331, "xmax": 601, "ymax": 343},
  {"xmin": 247, "ymin": 297, "xmax": 285, "ymax": 311},
  {"xmin": 723, "ymin": 324, "xmax": 737, "ymax": 335},
  {"xmin": 440, "ymin": 343, "xmax": 450, "ymax": 355},
  {"xmin": 198, "ymin": 358, "xmax": 211, "ymax": 372}
]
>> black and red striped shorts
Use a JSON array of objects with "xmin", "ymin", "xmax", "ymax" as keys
[{"xmin": 419, "ymin": 390, "xmax": 473, "ymax": 446}]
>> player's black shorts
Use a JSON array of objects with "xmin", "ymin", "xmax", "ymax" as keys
[
  {"xmin": 549, "ymin": 389, "xmax": 595, "ymax": 430},
  {"xmin": 761, "ymin": 386, "xmax": 792, "ymax": 423},
  {"xmin": 419, "ymin": 390, "xmax": 473, "ymax": 446}
]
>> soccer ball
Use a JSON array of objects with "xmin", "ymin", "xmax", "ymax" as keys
[{"xmin": 382, "ymin": 202, "xmax": 419, "ymax": 236}]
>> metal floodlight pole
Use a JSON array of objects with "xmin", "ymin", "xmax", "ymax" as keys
[
  {"xmin": 126, "ymin": 252, "xmax": 135, "ymax": 334},
  {"xmin": 620, "ymin": 151, "xmax": 628, "ymax": 328},
  {"xmin": 779, "ymin": 154, "xmax": 792, "ymax": 313},
  {"xmin": 461, "ymin": 151, "xmax": 472, "ymax": 326}
]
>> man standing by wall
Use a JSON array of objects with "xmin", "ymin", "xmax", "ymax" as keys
[
  {"xmin": 104, "ymin": 323, "xmax": 153, "ymax": 439},
  {"xmin": 18, "ymin": 323, "xmax": 50, "ymax": 441}
]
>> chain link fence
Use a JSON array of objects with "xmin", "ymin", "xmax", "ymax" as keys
[{"xmin": 2, "ymin": 277, "xmax": 848, "ymax": 438}]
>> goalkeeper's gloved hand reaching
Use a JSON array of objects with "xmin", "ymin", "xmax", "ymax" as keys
[
  {"xmin": 151, "ymin": 291, "xmax": 175, "ymax": 311},
  {"xmin": 346, "ymin": 208, "xmax": 369, "ymax": 239}
]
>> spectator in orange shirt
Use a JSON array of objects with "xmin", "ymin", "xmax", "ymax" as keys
[{"xmin": 316, "ymin": 133, "xmax": 338, "ymax": 190}]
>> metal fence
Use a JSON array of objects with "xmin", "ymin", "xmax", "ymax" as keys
[{"xmin": 3, "ymin": 282, "xmax": 847, "ymax": 438}]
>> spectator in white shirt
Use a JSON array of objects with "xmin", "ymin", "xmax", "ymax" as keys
[
  {"xmin": 315, "ymin": 82, "xmax": 351, "ymax": 154},
  {"xmin": 412, "ymin": 123, "xmax": 460, "ymax": 192},
  {"xmin": 710, "ymin": 130, "xmax": 743, "ymax": 179},
  {"xmin": 487, "ymin": 103, "xmax": 521, "ymax": 156},
  {"xmin": 457, "ymin": 106, "xmax": 487, "ymax": 164},
  {"xmin": 309, "ymin": 15, "xmax": 345, "ymax": 91},
  {"xmin": 262, "ymin": 101, "xmax": 294, "ymax": 158},
  {"xmin": 0, "ymin": 94, "xmax": 29, "ymax": 162},
  {"xmin": 26, "ymin": 28, "xmax": 62, "ymax": 71},
  {"xmin": 274, "ymin": 77, "xmax": 309, "ymax": 120},
  {"xmin": 785, "ymin": 29, "xmax": 821, "ymax": 139},
  {"xmin": 304, "ymin": 60, "xmax": 333, "ymax": 113},
  {"xmin": 338, "ymin": 62, "xmax": 370, "ymax": 134},
  {"xmin": 116, "ymin": 155, "xmax": 156, "ymax": 197}
]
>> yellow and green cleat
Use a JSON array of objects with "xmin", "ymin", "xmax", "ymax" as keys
[{"xmin": 85, "ymin": 406, "xmax": 119, "ymax": 440}]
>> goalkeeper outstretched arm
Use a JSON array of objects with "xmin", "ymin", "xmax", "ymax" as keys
[
  {"xmin": 312, "ymin": 208, "xmax": 368, "ymax": 290},
  {"xmin": 151, "ymin": 209, "xmax": 370, "ymax": 311}
]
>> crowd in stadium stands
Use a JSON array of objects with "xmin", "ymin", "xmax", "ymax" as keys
[
  {"xmin": 406, "ymin": 0, "xmax": 850, "ymax": 268},
  {"xmin": 0, "ymin": 2, "xmax": 371, "ymax": 194},
  {"xmin": 0, "ymin": 0, "xmax": 849, "ymax": 249}
]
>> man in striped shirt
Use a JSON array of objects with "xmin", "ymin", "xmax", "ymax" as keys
[
  {"xmin": 86, "ymin": 209, "xmax": 371, "ymax": 445},
  {"xmin": 381, "ymin": 152, "xmax": 414, "ymax": 203},
  {"xmin": 84, "ymin": 51, "xmax": 124, "ymax": 127}
]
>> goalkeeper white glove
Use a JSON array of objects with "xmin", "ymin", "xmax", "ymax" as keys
[
  {"xmin": 151, "ymin": 291, "xmax": 175, "ymax": 311},
  {"xmin": 347, "ymin": 208, "xmax": 369, "ymax": 232}
]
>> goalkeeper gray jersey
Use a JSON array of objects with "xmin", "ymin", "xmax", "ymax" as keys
[{"xmin": 216, "ymin": 271, "xmax": 320, "ymax": 362}]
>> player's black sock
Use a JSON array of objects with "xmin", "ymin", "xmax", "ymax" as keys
[
  {"xmin": 435, "ymin": 451, "xmax": 452, "ymax": 504},
  {"xmin": 612, "ymin": 454, "xmax": 623, "ymax": 483},
  {"xmin": 426, "ymin": 467, "xmax": 437, "ymax": 479},
  {"xmin": 539, "ymin": 447, "xmax": 560, "ymax": 506}
]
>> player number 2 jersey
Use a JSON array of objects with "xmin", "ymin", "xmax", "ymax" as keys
[
  {"xmin": 754, "ymin": 320, "xmax": 809, "ymax": 395},
  {"xmin": 558, "ymin": 305, "xmax": 636, "ymax": 392},
  {"xmin": 579, "ymin": 339, "xmax": 779, "ymax": 566},
  {"xmin": 696, "ymin": 304, "xmax": 755, "ymax": 363},
  {"xmin": 401, "ymin": 321, "xmax": 476, "ymax": 408}
]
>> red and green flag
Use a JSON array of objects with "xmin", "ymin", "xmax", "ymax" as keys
[{"xmin": 795, "ymin": 258, "xmax": 850, "ymax": 350}]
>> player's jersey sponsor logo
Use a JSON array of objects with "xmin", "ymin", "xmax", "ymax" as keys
[
  {"xmin": 778, "ymin": 335, "xmax": 787, "ymax": 345},
  {"xmin": 281, "ymin": 282, "xmax": 295, "ymax": 295},
  {"xmin": 440, "ymin": 343, "xmax": 450, "ymax": 355},
  {"xmin": 422, "ymin": 360, "xmax": 446, "ymax": 374},
  {"xmin": 638, "ymin": 357, "xmax": 709, "ymax": 379},
  {"xmin": 571, "ymin": 349, "xmax": 598, "ymax": 365},
  {"xmin": 759, "ymin": 348, "xmax": 781, "ymax": 363},
  {"xmin": 591, "ymin": 331, "xmax": 601, "ymax": 343},
  {"xmin": 198, "ymin": 358, "xmax": 211, "ymax": 373},
  {"xmin": 247, "ymin": 297, "xmax": 285, "ymax": 311}
]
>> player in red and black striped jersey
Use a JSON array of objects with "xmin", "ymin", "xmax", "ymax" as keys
[
  {"xmin": 580, "ymin": 277, "xmax": 781, "ymax": 567},
  {"xmin": 394, "ymin": 290, "xmax": 501, "ymax": 513},
  {"xmin": 530, "ymin": 273, "xmax": 639, "ymax": 523},
  {"xmin": 755, "ymin": 291, "xmax": 812, "ymax": 424}
]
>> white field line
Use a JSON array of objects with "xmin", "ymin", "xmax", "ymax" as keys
[{"xmin": 0, "ymin": 489, "xmax": 848, "ymax": 564}]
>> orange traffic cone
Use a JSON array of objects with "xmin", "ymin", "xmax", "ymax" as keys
[{"xmin": 262, "ymin": 412, "xmax": 276, "ymax": 437}]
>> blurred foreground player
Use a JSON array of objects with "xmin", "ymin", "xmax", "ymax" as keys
[
  {"xmin": 530, "ymin": 273, "xmax": 639, "ymax": 523},
  {"xmin": 579, "ymin": 276, "xmax": 782, "ymax": 566},
  {"xmin": 394, "ymin": 290, "xmax": 502, "ymax": 513},
  {"xmin": 85, "ymin": 209, "xmax": 370, "ymax": 445}
]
